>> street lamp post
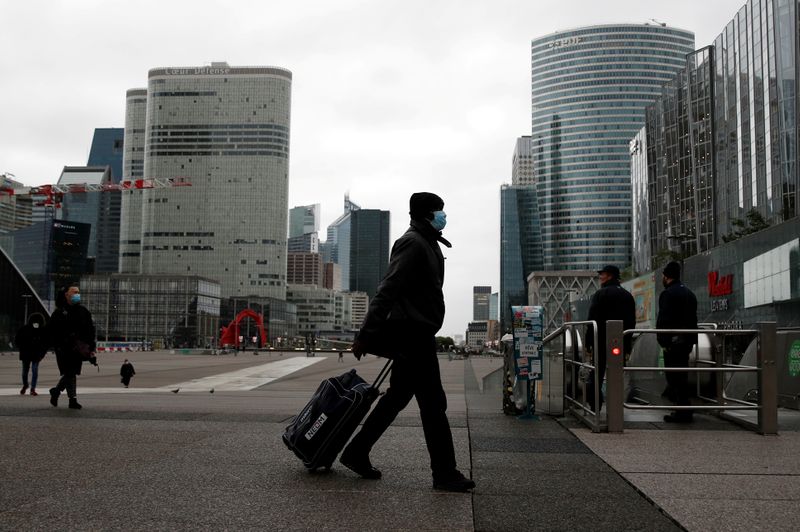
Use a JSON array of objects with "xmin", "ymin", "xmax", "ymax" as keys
[{"xmin": 21, "ymin": 294, "xmax": 32, "ymax": 324}]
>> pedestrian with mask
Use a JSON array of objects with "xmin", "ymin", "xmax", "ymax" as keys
[
  {"xmin": 48, "ymin": 285, "xmax": 97, "ymax": 409},
  {"xmin": 15, "ymin": 312, "xmax": 49, "ymax": 396},
  {"xmin": 341, "ymin": 192, "xmax": 475, "ymax": 493},
  {"xmin": 657, "ymin": 261, "xmax": 698, "ymax": 423},
  {"xmin": 585, "ymin": 265, "xmax": 636, "ymax": 411},
  {"xmin": 120, "ymin": 359, "xmax": 136, "ymax": 388}
]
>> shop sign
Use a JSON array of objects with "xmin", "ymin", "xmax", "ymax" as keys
[
  {"xmin": 708, "ymin": 271, "xmax": 733, "ymax": 296},
  {"xmin": 710, "ymin": 299, "xmax": 729, "ymax": 312}
]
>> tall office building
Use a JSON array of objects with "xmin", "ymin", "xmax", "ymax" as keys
[
  {"xmin": 473, "ymin": 285, "xmax": 491, "ymax": 320},
  {"xmin": 512, "ymin": 136, "xmax": 535, "ymax": 185},
  {"xmin": 489, "ymin": 292, "xmax": 499, "ymax": 322},
  {"xmin": 348, "ymin": 209, "xmax": 390, "ymax": 297},
  {"xmin": 58, "ymin": 166, "xmax": 121, "ymax": 273},
  {"xmin": 120, "ymin": 63, "xmax": 292, "ymax": 299},
  {"xmin": 531, "ymin": 25, "xmax": 695, "ymax": 271},
  {"xmin": 118, "ymin": 88, "xmax": 147, "ymax": 273},
  {"xmin": 87, "ymin": 128, "xmax": 124, "ymax": 182},
  {"xmin": 713, "ymin": 0, "xmax": 799, "ymax": 236},
  {"xmin": 632, "ymin": 0, "xmax": 800, "ymax": 271},
  {"xmin": 289, "ymin": 204, "xmax": 320, "ymax": 238},
  {"xmin": 325, "ymin": 195, "xmax": 360, "ymax": 267}
]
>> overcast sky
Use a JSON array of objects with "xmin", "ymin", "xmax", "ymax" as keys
[{"xmin": 1, "ymin": 0, "xmax": 747, "ymax": 338}]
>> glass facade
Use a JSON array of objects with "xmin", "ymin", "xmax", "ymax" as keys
[
  {"xmin": 473, "ymin": 285, "xmax": 491, "ymax": 320},
  {"xmin": 348, "ymin": 209, "xmax": 390, "ymax": 298},
  {"xmin": 713, "ymin": 0, "xmax": 800, "ymax": 238},
  {"xmin": 0, "ymin": 246, "xmax": 48, "ymax": 352},
  {"xmin": 87, "ymin": 128, "xmax": 124, "ymax": 183},
  {"xmin": 642, "ymin": 47, "xmax": 716, "ymax": 268},
  {"xmin": 499, "ymin": 184, "xmax": 542, "ymax": 332},
  {"xmin": 531, "ymin": 25, "xmax": 695, "ymax": 271},
  {"xmin": 80, "ymin": 274, "xmax": 221, "ymax": 348},
  {"xmin": 220, "ymin": 295, "xmax": 297, "ymax": 343}
]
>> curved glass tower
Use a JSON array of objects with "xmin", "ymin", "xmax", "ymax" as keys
[{"xmin": 531, "ymin": 25, "xmax": 695, "ymax": 270}]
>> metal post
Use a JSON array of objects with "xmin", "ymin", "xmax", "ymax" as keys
[
  {"xmin": 606, "ymin": 320, "xmax": 625, "ymax": 433},
  {"xmin": 757, "ymin": 322, "xmax": 778, "ymax": 435}
]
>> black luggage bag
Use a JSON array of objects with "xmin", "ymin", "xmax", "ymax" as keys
[{"xmin": 282, "ymin": 360, "xmax": 392, "ymax": 471}]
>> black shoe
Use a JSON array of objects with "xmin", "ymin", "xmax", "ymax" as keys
[
  {"xmin": 68, "ymin": 399, "xmax": 82, "ymax": 410},
  {"xmin": 663, "ymin": 412, "xmax": 692, "ymax": 423},
  {"xmin": 433, "ymin": 470, "xmax": 476, "ymax": 492},
  {"xmin": 340, "ymin": 449, "xmax": 381, "ymax": 479},
  {"xmin": 49, "ymin": 387, "xmax": 59, "ymax": 407}
]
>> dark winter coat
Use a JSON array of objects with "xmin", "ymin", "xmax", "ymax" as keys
[
  {"xmin": 585, "ymin": 279, "xmax": 636, "ymax": 356},
  {"xmin": 48, "ymin": 303, "xmax": 96, "ymax": 376},
  {"xmin": 120, "ymin": 363, "xmax": 136, "ymax": 379},
  {"xmin": 15, "ymin": 324, "xmax": 48, "ymax": 363},
  {"xmin": 656, "ymin": 280, "xmax": 698, "ymax": 349},
  {"xmin": 356, "ymin": 220, "xmax": 446, "ymax": 357}
]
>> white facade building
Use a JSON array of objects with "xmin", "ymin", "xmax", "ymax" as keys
[{"xmin": 121, "ymin": 63, "xmax": 292, "ymax": 299}]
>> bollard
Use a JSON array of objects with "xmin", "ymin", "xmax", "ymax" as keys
[
  {"xmin": 757, "ymin": 322, "xmax": 778, "ymax": 435},
  {"xmin": 606, "ymin": 320, "xmax": 625, "ymax": 433}
]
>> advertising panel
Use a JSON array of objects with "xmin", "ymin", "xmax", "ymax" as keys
[{"xmin": 511, "ymin": 305, "xmax": 544, "ymax": 381}]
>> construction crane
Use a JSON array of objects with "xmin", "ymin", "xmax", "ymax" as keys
[{"xmin": 0, "ymin": 176, "xmax": 192, "ymax": 208}]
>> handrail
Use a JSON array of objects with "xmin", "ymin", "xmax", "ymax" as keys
[{"xmin": 604, "ymin": 322, "xmax": 777, "ymax": 435}]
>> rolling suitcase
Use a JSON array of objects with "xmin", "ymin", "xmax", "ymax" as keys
[{"xmin": 282, "ymin": 360, "xmax": 392, "ymax": 471}]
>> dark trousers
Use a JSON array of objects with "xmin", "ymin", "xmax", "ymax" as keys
[
  {"xmin": 586, "ymin": 350, "xmax": 606, "ymax": 411},
  {"xmin": 664, "ymin": 346, "xmax": 693, "ymax": 408},
  {"xmin": 347, "ymin": 335, "xmax": 457, "ymax": 478},
  {"xmin": 55, "ymin": 374, "xmax": 77, "ymax": 399}
]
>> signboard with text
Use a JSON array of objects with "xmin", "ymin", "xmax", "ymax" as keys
[{"xmin": 511, "ymin": 306, "xmax": 544, "ymax": 381}]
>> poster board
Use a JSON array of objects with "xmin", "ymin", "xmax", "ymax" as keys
[{"xmin": 511, "ymin": 305, "xmax": 544, "ymax": 381}]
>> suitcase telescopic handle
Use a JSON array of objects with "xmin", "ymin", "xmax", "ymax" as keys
[{"xmin": 372, "ymin": 359, "xmax": 393, "ymax": 389}]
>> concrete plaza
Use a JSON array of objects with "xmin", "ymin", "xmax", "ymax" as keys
[{"xmin": 0, "ymin": 350, "xmax": 798, "ymax": 531}]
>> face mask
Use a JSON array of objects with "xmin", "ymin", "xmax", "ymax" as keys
[
  {"xmin": 70, "ymin": 294, "xmax": 81, "ymax": 304},
  {"xmin": 32, "ymin": 323, "xmax": 40, "ymax": 329},
  {"xmin": 430, "ymin": 210, "xmax": 447, "ymax": 231}
]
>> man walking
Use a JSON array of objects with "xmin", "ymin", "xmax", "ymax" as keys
[
  {"xmin": 585, "ymin": 265, "xmax": 636, "ymax": 411},
  {"xmin": 657, "ymin": 261, "xmax": 698, "ymax": 423},
  {"xmin": 341, "ymin": 192, "xmax": 475, "ymax": 493},
  {"xmin": 48, "ymin": 284, "xmax": 97, "ymax": 409}
]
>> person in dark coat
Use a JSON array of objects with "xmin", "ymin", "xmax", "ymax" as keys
[
  {"xmin": 585, "ymin": 265, "xmax": 636, "ymax": 411},
  {"xmin": 15, "ymin": 312, "xmax": 49, "ymax": 396},
  {"xmin": 657, "ymin": 261, "xmax": 698, "ymax": 423},
  {"xmin": 47, "ymin": 285, "xmax": 97, "ymax": 409},
  {"xmin": 120, "ymin": 359, "xmax": 136, "ymax": 387},
  {"xmin": 341, "ymin": 192, "xmax": 475, "ymax": 493}
]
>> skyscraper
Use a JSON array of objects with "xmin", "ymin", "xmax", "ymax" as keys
[
  {"xmin": 87, "ymin": 128, "xmax": 124, "ymax": 182},
  {"xmin": 348, "ymin": 209, "xmax": 390, "ymax": 297},
  {"xmin": 531, "ymin": 25, "xmax": 695, "ymax": 271},
  {"xmin": 118, "ymin": 88, "xmax": 147, "ymax": 273},
  {"xmin": 512, "ymin": 136, "xmax": 535, "ymax": 186},
  {"xmin": 288, "ymin": 204, "xmax": 320, "ymax": 239},
  {"xmin": 473, "ymin": 285, "xmax": 491, "ymax": 321},
  {"xmin": 120, "ymin": 63, "xmax": 292, "ymax": 299}
]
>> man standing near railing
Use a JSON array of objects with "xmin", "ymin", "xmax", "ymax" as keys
[
  {"xmin": 585, "ymin": 265, "xmax": 636, "ymax": 411},
  {"xmin": 657, "ymin": 261, "xmax": 698, "ymax": 423}
]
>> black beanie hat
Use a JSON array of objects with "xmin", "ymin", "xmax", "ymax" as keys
[
  {"xmin": 409, "ymin": 192, "xmax": 444, "ymax": 221},
  {"xmin": 663, "ymin": 261, "xmax": 681, "ymax": 280}
]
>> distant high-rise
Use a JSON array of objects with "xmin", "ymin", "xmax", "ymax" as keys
[
  {"xmin": 473, "ymin": 285, "xmax": 491, "ymax": 321},
  {"xmin": 58, "ymin": 166, "xmax": 120, "ymax": 273},
  {"xmin": 118, "ymin": 88, "xmax": 147, "ymax": 273},
  {"xmin": 87, "ymin": 128, "xmax": 124, "ymax": 182},
  {"xmin": 120, "ymin": 63, "xmax": 292, "ymax": 299},
  {"xmin": 489, "ymin": 292, "xmax": 499, "ymax": 322},
  {"xmin": 289, "ymin": 204, "xmax": 320, "ymax": 239},
  {"xmin": 532, "ymin": 25, "xmax": 695, "ymax": 271},
  {"xmin": 512, "ymin": 136, "xmax": 534, "ymax": 186},
  {"xmin": 348, "ymin": 209, "xmax": 390, "ymax": 297}
]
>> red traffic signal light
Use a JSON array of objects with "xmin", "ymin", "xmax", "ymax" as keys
[{"xmin": 611, "ymin": 346, "xmax": 622, "ymax": 356}]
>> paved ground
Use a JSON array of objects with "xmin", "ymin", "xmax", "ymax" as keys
[{"xmin": 0, "ymin": 350, "xmax": 798, "ymax": 531}]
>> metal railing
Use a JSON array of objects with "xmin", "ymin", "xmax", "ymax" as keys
[
  {"xmin": 542, "ymin": 320, "xmax": 603, "ymax": 432},
  {"xmin": 604, "ymin": 321, "xmax": 778, "ymax": 435}
]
